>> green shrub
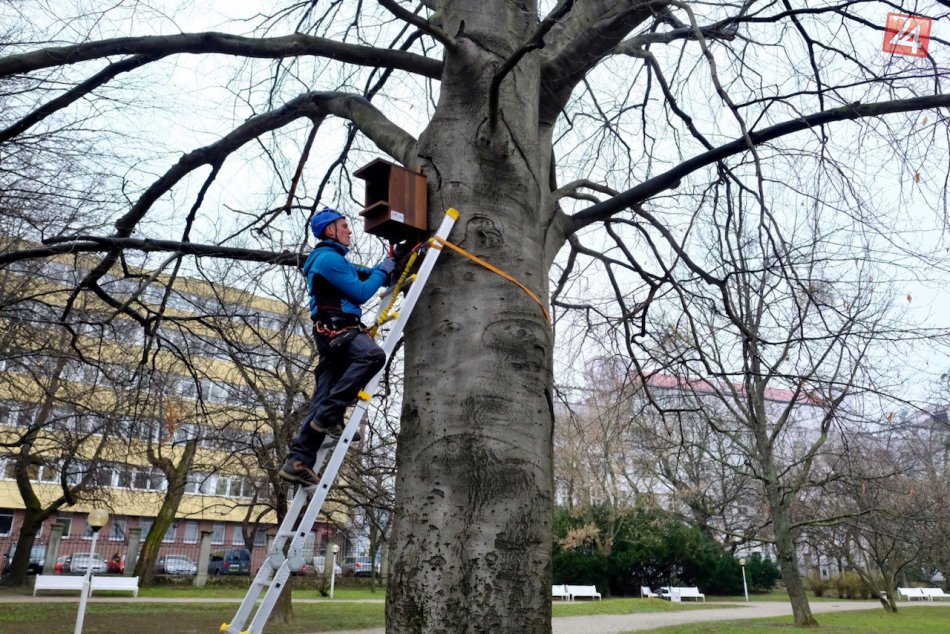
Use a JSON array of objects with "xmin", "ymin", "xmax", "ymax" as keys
[
  {"xmin": 745, "ymin": 553, "xmax": 780, "ymax": 592},
  {"xmin": 832, "ymin": 571, "xmax": 872, "ymax": 599},
  {"xmin": 806, "ymin": 570, "xmax": 829, "ymax": 597},
  {"xmin": 552, "ymin": 549, "xmax": 609, "ymax": 594}
]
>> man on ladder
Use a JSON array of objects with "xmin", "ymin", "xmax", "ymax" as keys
[{"xmin": 279, "ymin": 208, "xmax": 396, "ymax": 486}]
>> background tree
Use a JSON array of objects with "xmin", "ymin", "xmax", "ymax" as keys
[
  {"xmin": 811, "ymin": 410, "xmax": 950, "ymax": 612},
  {"xmin": 2, "ymin": 2, "xmax": 949, "ymax": 630},
  {"xmin": 623, "ymin": 199, "xmax": 917, "ymax": 624}
]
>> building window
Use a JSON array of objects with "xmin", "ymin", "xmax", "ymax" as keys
[
  {"xmin": 55, "ymin": 514, "xmax": 73, "ymax": 538},
  {"xmin": 254, "ymin": 530, "xmax": 267, "ymax": 547},
  {"xmin": 140, "ymin": 518, "xmax": 153, "ymax": 539},
  {"xmin": 133, "ymin": 468, "xmax": 166, "ymax": 491},
  {"xmin": 110, "ymin": 517, "xmax": 127, "ymax": 541},
  {"xmin": 0, "ymin": 401, "xmax": 14, "ymax": 426},
  {"xmin": 0, "ymin": 509, "xmax": 13, "ymax": 536},
  {"xmin": 183, "ymin": 521, "xmax": 199, "ymax": 544},
  {"xmin": 232, "ymin": 526, "xmax": 244, "ymax": 546},
  {"xmin": 211, "ymin": 523, "xmax": 224, "ymax": 545},
  {"xmin": 184, "ymin": 473, "xmax": 202, "ymax": 494},
  {"xmin": 163, "ymin": 521, "xmax": 177, "ymax": 543}
]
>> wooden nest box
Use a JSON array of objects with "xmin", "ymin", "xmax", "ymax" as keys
[{"xmin": 354, "ymin": 159, "xmax": 428, "ymax": 242}]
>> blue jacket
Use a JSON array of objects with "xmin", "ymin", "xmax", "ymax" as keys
[{"xmin": 302, "ymin": 240, "xmax": 387, "ymax": 320}]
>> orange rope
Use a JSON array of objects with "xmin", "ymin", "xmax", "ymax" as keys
[{"xmin": 432, "ymin": 237, "xmax": 551, "ymax": 324}]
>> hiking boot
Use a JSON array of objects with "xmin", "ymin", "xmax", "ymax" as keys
[
  {"xmin": 278, "ymin": 459, "xmax": 321, "ymax": 486},
  {"xmin": 310, "ymin": 418, "xmax": 361, "ymax": 442}
]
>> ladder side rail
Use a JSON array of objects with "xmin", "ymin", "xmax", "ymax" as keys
[
  {"xmin": 243, "ymin": 399, "xmax": 371, "ymax": 634},
  {"xmin": 246, "ymin": 564, "xmax": 292, "ymax": 634},
  {"xmin": 225, "ymin": 435, "xmax": 339, "ymax": 632},
  {"xmin": 225, "ymin": 487, "xmax": 309, "ymax": 633}
]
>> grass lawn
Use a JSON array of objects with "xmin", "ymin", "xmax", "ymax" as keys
[
  {"xmin": 553, "ymin": 597, "xmax": 737, "ymax": 617},
  {"xmin": 634, "ymin": 606, "xmax": 950, "ymax": 633},
  {"xmin": 0, "ymin": 595, "xmax": 730, "ymax": 633},
  {"xmin": 0, "ymin": 601, "xmax": 385, "ymax": 633}
]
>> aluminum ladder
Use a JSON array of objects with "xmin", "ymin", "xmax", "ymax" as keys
[{"xmin": 222, "ymin": 208, "xmax": 458, "ymax": 634}]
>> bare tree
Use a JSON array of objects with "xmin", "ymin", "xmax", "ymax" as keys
[
  {"xmin": 811, "ymin": 411, "xmax": 950, "ymax": 612},
  {"xmin": 2, "ymin": 3, "xmax": 949, "ymax": 629}
]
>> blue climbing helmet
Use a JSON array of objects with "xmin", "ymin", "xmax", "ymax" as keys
[{"xmin": 310, "ymin": 208, "xmax": 345, "ymax": 239}]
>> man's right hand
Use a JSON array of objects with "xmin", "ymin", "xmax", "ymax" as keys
[{"xmin": 379, "ymin": 257, "xmax": 396, "ymax": 274}]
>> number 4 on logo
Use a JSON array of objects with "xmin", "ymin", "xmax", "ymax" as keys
[{"xmin": 882, "ymin": 12, "xmax": 932, "ymax": 58}]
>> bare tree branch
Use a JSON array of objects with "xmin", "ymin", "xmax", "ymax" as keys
[
  {"xmin": 539, "ymin": 1, "xmax": 659, "ymax": 125},
  {"xmin": 487, "ymin": 0, "xmax": 576, "ymax": 131},
  {"xmin": 571, "ymin": 94, "xmax": 950, "ymax": 228},
  {"xmin": 376, "ymin": 0, "xmax": 454, "ymax": 49},
  {"xmin": 0, "ymin": 237, "xmax": 301, "ymax": 268},
  {"xmin": 0, "ymin": 32, "xmax": 442, "ymax": 80}
]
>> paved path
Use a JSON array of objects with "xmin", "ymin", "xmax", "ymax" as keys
[
  {"xmin": 320, "ymin": 600, "xmax": 939, "ymax": 634},
  {"xmin": 551, "ymin": 600, "xmax": 891, "ymax": 633}
]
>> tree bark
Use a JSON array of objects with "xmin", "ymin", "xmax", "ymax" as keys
[
  {"xmin": 767, "ymin": 488, "xmax": 818, "ymax": 627},
  {"xmin": 386, "ymin": 5, "xmax": 555, "ymax": 631},
  {"xmin": 134, "ymin": 439, "xmax": 198, "ymax": 585},
  {"xmin": 2, "ymin": 508, "xmax": 45, "ymax": 587}
]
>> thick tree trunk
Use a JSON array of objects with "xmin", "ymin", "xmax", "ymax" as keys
[
  {"xmin": 882, "ymin": 576, "xmax": 898, "ymax": 613},
  {"xmin": 768, "ymin": 494, "xmax": 818, "ymax": 627},
  {"xmin": 134, "ymin": 439, "xmax": 197, "ymax": 585},
  {"xmin": 2, "ymin": 508, "xmax": 45, "ymax": 587},
  {"xmin": 270, "ymin": 583, "xmax": 295, "ymax": 625},
  {"xmin": 386, "ymin": 5, "xmax": 555, "ymax": 632}
]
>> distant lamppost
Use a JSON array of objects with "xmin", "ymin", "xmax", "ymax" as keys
[
  {"xmin": 75, "ymin": 509, "xmax": 109, "ymax": 634},
  {"xmin": 739, "ymin": 558, "xmax": 749, "ymax": 602},
  {"xmin": 330, "ymin": 544, "xmax": 339, "ymax": 599}
]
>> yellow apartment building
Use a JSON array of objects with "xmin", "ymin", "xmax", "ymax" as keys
[{"xmin": 0, "ymin": 246, "xmax": 344, "ymax": 574}]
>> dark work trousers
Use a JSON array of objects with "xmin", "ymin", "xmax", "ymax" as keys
[{"xmin": 288, "ymin": 327, "xmax": 386, "ymax": 467}]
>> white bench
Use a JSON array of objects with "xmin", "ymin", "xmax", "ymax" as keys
[
  {"xmin": 641, "ymin": 585, "xmax": 659, "ymax": 598},
  {"xmin": 34, "ymin": 574, "xmax": 140, "ymax": 597},
  {"xmin": 898, "ymin": 587, "xmax": 929, "ymax": 601},
  {"xmin": 91, "ymin": 575, "xmax": 139, "ymax": 597},
  {"xmin": 34, "ymin": 575, "xmax": 85, "ymax": 595},
  {"xmin": 670, "ymin": 586, "xmax": 705, "ymax": 602},
  {"xmin": 552, "ymin": 584, "xmax": 571, "ymax": 601},
  {"xmin": 566, "ymin": 584, "xmax": 601, "ymax": 600},
  {"xmin": 923, "ymin": 588, "xmax": 950, "ymax": 601}
]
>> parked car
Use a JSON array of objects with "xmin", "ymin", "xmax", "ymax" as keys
[
  {"xmin": 312, "ymin": 555, "xmax": 342, "ymax": 576},
  {"xmin": 67, "ymin": 553, "xmax": 108, "ymax": 575},
  {"xmin": 341, "ymin": 556, "xmax": 380, "ymax": 577},
  {"xmin": 2, "ymin": 544, "xmax": 47, "ymax": 575},
  {"xmin": 207, "ymin": 549, "xmax": 250, "ymax": 576},
  {"xmin": 156, "ymin": 554, "xmax": 198, "ymax": 576}
]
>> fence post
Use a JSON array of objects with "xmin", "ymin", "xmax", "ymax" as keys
[
  {"xmin": 43, "ymin": 522, "xmax": 66, "ymax": 574},
  {"xmin": 194, "ymin": 530, "xmax": 212, "ymax": 588},
  {"xmin": 124, "ymin": 528, "xmax": 141, "ymax": 576}
]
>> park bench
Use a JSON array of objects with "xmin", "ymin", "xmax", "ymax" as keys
[
  {"xmin": 566, "ymin": 584, "xmax": 601, "ymax": 600},
  {"xmin": 33, "ymin": 574, "xmax": 84, "ymax": 595},
  {"xmin": 641, "ymin": 586, "xmax": 659, "ymax": 598},
  {"xmin": 552, "ymin": 584, "xmax": 571, "ymax": 601},
  {"xmin": 670, "ymin": 586, "xmax": 706, "ymax": 602},
  {"xmin": 91, "ymin": 575, "xmax": 139, "ymax": 597},
  {"xmin": 34, "ymin": 574, "xmax": 140, "ymax": 597},
  {"xmin": 922, "ymin": 588, "xmax": 950, "ymax": 601},
  {"xmin": 897, "ymin": 587, "xmax": 928, "ymax": 601}
]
